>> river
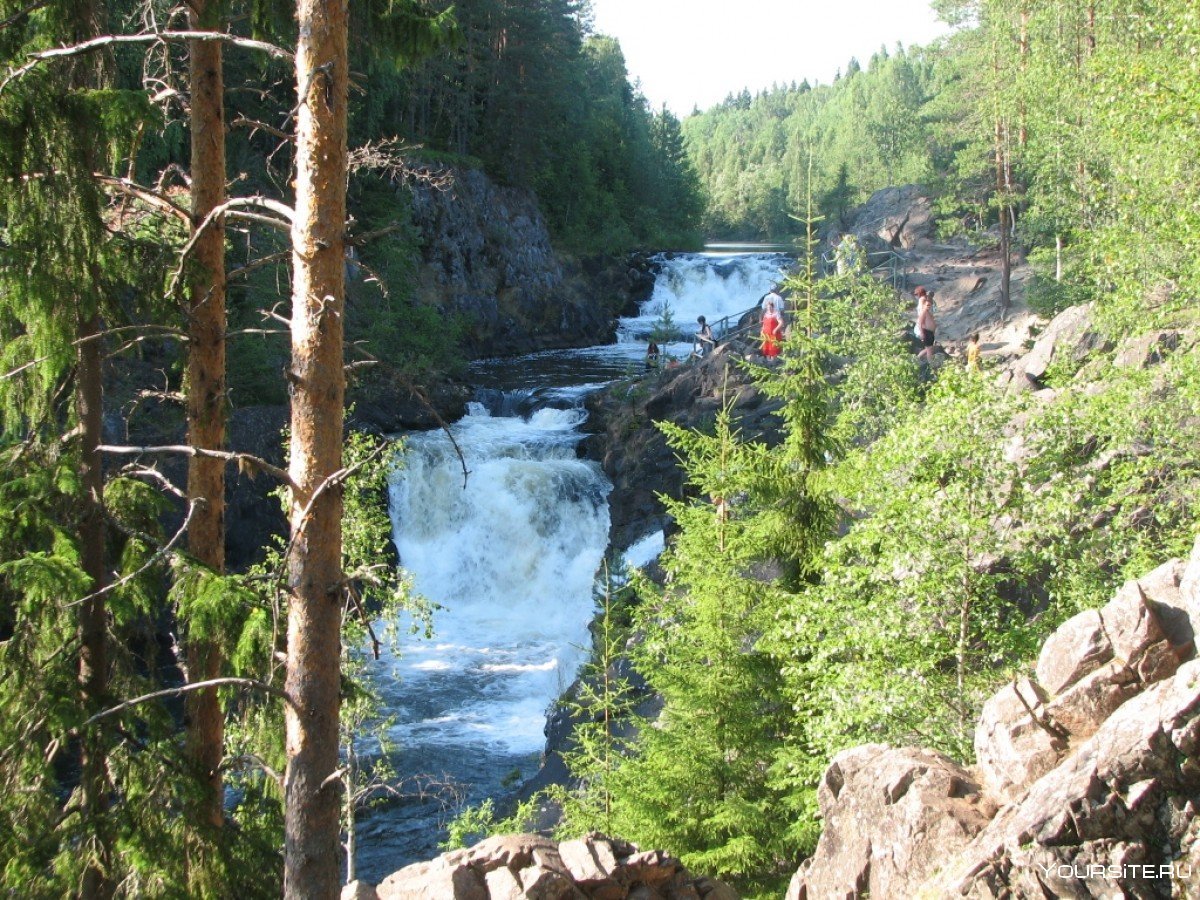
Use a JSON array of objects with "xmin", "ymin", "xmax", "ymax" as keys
[{"xmin": 353, "ymin": 248, "xmax": 789, "ymax": 883}]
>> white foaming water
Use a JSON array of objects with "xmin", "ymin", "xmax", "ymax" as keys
[
  {"xmin": 356, "ymin": 250, "xmax": 796, "ymax": 882},
  {"xmin": 622, "ymin": 530, "xmax": 665, "ymax": 571},
  {"xmin": 619, "ymin": 251, "xmax": 790, "ymax": 343},
  {"xmin": 383, "ymin": 403, "xmax": 611, "ymax": 755}
]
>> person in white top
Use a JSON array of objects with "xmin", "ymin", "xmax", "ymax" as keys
[{"xmin": 762, "ymin": 286, "xmax": 785, "ymax": 324}]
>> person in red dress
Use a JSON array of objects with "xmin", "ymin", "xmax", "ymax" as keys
[{"xmin": 761, "ymin": 308, "xmax": 782, "ymax": 358}]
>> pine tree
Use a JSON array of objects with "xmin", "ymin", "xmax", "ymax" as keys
[
  {"xmin": 183, "ymin": 0, "xmax": 232, "ymax": 877},
  {"xmin": 282, "ymin": 0, "xmax": 350, "ymax": 890}
]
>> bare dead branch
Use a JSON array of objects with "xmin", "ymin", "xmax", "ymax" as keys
[
  {"xmin": 260, "ymin": 302, "xmax": 292, "ymax": 328},
  {"xmin": 108, "ymin": 333, "xmax": 183, "ymax": 359},
  {"xmin": 345, "ymin": 222, "xmax": 405, "ymax": 246},
  {"xmin": 73, "ymin": 324, "xmax": 185, "ymax": 347},
  {"xmin": 347, "ymin": 138, "xmax": 454, "ymax": 191},
  {"xmin": 347, "ymin": 255, "xmax": 389, "ymax": 297},
  {"xmin": 224, "ymin": 752, "xmax": 283, "ymax": 789},
  {"xmin": 167, "ymin": 196, "xmax": 295, "ymax": 297},
  {"xmin": 346, "ymin": 581, "xmax": 382, "ymax": 660},
  {"xmin": 98, "ymin": 443, "xmax": 294, "ymax": 489},
  {"xmin": 349, "ymin": 346, "xmax": 469, "ymax": 488},
  {"xmin": 95, "ymin": 174, "xmax": 190, "ymax": 224},
  {"xmin": 1, "ymin": 355, "xmax": 50, "ymax": 381},
  {"xmin": 68, "ymin": 501, "xmax": 198, "ymax": 609},
  {"xmin": 0, "ymin": 0, "xmax": 49, "ymax": 31},
  {"xmin": 228, "ymin": 328, "xmax": 288, "ymax": 338},
  {"xmin": 273, "ymin": 439, "xmax": 392, "ymax": 594},
  {"xmin": 118, "ymin": 464, "xmax": 186, "ymax": 500},
  {"xmin": 83, "ymin": 678, "xmax": 296, "ymax": 726},
  {"xmin": 319, "ymin": 767, "xmax": 347, "ymax": 792},
  {"xmin": 229, "ymin": 249, "xmax": 290, "ymax": 282},
  {"xmin": 1, "ymin": 30, "xmax": 293, "ymax": 95},
  {"xmin": 232, "ymin": 114, "xmax": 293, "ymax": 142}
]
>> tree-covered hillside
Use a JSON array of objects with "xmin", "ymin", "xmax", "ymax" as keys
[
  {"xmin": 682, "ymin": 46, "xmax": 940, "ymax": 239},
  {"xmin": 361, "ymin": 0, "xmax": 705, "ymax": 253}
]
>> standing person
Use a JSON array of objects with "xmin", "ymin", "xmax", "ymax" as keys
[
  {"xmin": 762, "ymin": 284, "xmax": 785, "ymax": 325},
  {"xmin": 693, "ymin": 316, "xmax": 715, "ymax": 357},
  {"xmin": 835, "ymin": 233, "xmax": 863, "ymax": 274},
  {"xmin": 761, "ymin": 305, "xmax": 782, "ymax": 359},
  {"xmin": 916, "ymin": 288, "xmax": 936, "ymax": 365},
  {"xmin": 965, "ymin": 332, "xmax": 981, "ymax": 371}
]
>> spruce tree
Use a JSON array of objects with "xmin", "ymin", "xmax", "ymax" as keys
[{"xmin": 608, "ymin": 403, "xmax": 795, "ymax": 883}]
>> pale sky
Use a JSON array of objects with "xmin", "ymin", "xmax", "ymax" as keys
[{"xmin": 590, "ymin": 0, "xmax": 953, "ymax": 116}]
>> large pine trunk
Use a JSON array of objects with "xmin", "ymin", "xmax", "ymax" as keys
[
  {"xmin": 283, "ymin": 0, "xmax": 349, "ymax": 892},
  {"xmin": 77, "ymin": 311, "xmax": 112, "ymax": 900},
  {"xmin": 184, "ymin": 0, "xmax": 228, "ymax": 860}
]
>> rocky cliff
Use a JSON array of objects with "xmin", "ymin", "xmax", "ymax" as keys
[
  {"xmin": 408, "ymin": 167, "xmax": 652, "ymax": 357},
  {"xmin": 583, "ymin": 336, "xmax": 782, "ymax": 550},
  {"xmin": 786, "ymin": 542, "xmax": 1200, "ymax": 900}
]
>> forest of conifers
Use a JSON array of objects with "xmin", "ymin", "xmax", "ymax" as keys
[{"xmin": 1, "ymin": 0, "xmax": 1199, "ymax": 897}]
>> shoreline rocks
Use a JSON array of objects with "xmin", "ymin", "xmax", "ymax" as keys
[
  {"xmin": 786, "ymin": 540, "xmax": 1200, "ymax": 900},
  {"xmin": 347, "ymin": 833, "xmax": 738, "ymax": 900}
]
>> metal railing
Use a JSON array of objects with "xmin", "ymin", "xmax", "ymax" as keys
[
  {"xmin": 710, "ymin": 304, "xmax": 765, "ymax": 344},
  {"xmin": 820, "ymin": 247, "xmax": 909, "ymax": 294}
]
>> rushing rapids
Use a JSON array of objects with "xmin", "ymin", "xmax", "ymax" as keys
[{"xmin": 355, "ymin": 250, "xmax": 788, "ymax": 881}]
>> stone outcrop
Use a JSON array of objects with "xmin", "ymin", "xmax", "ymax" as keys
[
  {"xmin": 347, "ymin": 833, "xmax": 738, "ymax": 900},
  {"xmin": 846, "ymin": 184, "xmax": 936, "ymax": 252},
  {"xmin": 787, "ymin": 746, "xmax": 997, "ymax": 900},
  {"xmin": 408, "ymin": 167, "xmax": 625, "ymax": 356},
  {"xmin": 1000, "ymin": 302, "xmax": 1112, "ymax": 392},
  {"xmin": 787, "ymin": 539, "xmax": 1200, "ymax": 899}
]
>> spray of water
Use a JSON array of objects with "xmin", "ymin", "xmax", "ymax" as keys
[{"xmin": 383, "ymin": 404, "xmax": 611, "ymax": 754}]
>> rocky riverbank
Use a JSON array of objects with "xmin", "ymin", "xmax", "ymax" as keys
[
  {"xmin": 787, "ymin": 543, "xmax": 1200, "ymax": 899},
  {"xmin": 343, "ymin": 833, "xmax": 737, "ymax": 900}
]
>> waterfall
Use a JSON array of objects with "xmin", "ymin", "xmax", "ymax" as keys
[
  {"xmin": 619, "ymin": 250, "xmax": 790, "ymax": 344},
  {"xmin": 359, "ymin": 249, "xmax": 789, "ymax": 880},
  {"xmin": 356, "ymin": 400, "xmax": 610, "ymax": 878}
]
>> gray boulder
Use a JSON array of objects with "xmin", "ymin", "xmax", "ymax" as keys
[
  {"xmin": 785, "ymin": 745, "xmax": 996, "ymax": 900},
  {"xmin": 1016, "ymin": 303, "xmax": 1110, "ymax": 389},
  {"xmin": 1113, "ymin": 330, "xmax": 1181, "ymax": 369},
  {"xmin": 847, "ymin": 184, "xmax": 936, "ymax": 252},
  {"xmin": 368, "ymin": 834, "xmax": 735, "ymax": 900}
]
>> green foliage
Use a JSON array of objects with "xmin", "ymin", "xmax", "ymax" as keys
[
  {"xmin": 547, "ymin": 570, "xmax": 639, "ymax": 836},
  {"xmin": 600, "ymin": 394, "xmax": 826, "ymax": 886},
  {"xmin": 683, "ymin": 47, "xmax": 938, "ymax": 240},
  {"xmin": 441, "ymin": 792, "xmax": 545, "ymax": 852},
  {"xmin": 383, "ymin": 3, "xmax": 704, "ymax": 253},
  {"xmin": 347, "ymin": 176, "xmax": 465, "ymax": 379}
]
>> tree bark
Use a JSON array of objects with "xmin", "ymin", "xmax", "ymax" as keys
[
  {"xmin": 283, "ymin": 0, "xmax": 349, "ymax": 892},
  {"xmin": 68, "ymin": 0, "xmax": 111, "ymax": 892},
  {"xmin": 183, "ymin": 0, "xmax": 228, "ymax": 870},
  {"xmin": 77, "ymin": 310, "xmax": 112, "ymax": 900}
]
